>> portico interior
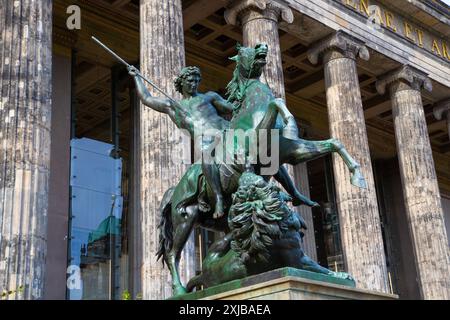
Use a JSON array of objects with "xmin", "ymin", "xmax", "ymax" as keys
[{"xmin": 50, "ymin": 0, "xmax": 450, "ymax": 300}]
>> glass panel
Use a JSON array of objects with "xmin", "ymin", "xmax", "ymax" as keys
[
  {"xmin": 308, "ymin": 156, "xmax": 344, "ymax": 272},
  {"xmin": 68, "ymin": 138, "xmax": 123, "ymax": 300}
]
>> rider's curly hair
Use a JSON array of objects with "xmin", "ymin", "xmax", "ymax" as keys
[{"xmin": 174, "ymin": 66, "xmax": 201, "ymax": 93}]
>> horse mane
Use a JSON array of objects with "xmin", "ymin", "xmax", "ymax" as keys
[
  {"xmin": 225, "ymin": 61, "xmax": 244, "ymax": 113},
  {"xmin": 228, "ymin": 173, "xmax": 291, "ymax": 264}
]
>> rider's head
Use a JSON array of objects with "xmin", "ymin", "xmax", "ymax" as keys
[{"xmin": 174, "ymin": 66, "xmax": 201, "ymax": 96}]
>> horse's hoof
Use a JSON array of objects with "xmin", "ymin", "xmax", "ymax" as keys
[
  {"xmin": 351, "ymin": 169, "xmax": 367, "ymax": 189},
  {"xmin": 213, "ymin": 211, "xmax": 225, "ymax": 219},
  {"xmin": 172, "ymin": 286, "xmax": 188, "ymax": 297},
  {"xmin": 292, "ymin": 195, "xmax": 319, "ymax": 208},
  {"xmin": 310, "ymin": 201, "xmax": 320, "ymax": 208}
]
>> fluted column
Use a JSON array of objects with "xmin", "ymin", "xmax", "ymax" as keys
[
  {"xmin": 377, "ymin": 66, "xmax": 450, "ymax": 299},
  {"xmin": 225, "ymin": 0, "xmax": 317, "ymax": 257},
  {"xmin": 308, "ymin": 31, "xmax": 389, "ymax": 292},
  {"xmin": 0, "ymin": 0, "xmax": 53, "ymax": 299},
  {"xmin": 293, "ymin": 164, "xmax": 317, "ymax": 260},
  {"xmin": 139, "ymin": 0, "xmax": 195, "ymax": 300},
  {"xmin": 433, "ymin": 99, "xmax": 450, "ymax": 140}
]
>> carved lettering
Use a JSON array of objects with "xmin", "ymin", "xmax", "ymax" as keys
[
  {"xmin": 359, "ymin": 0, "xmax": 370, "ymax": 16},
  {"xmin": 342, "ymin": 0, "xmax": 448, "ymax": 60},
  {"xmin": 432, "ymin": 39, "xmax": 442, "ymax": 56},
  {"xmin": 345, "ymin": 0, "xmax": 357, "ymax": 9},
  {"xmin": 384, "ymin": 11, "xmax": 397, "ymax": 32},
  {"xmin": 375, "ymin": 6, "xmax": 385, "ymax": 26},
  {"xmin": 403, "ymin": 21, "xmax": 415, "ymax": 42},
  {"xmin": 442, "ymin": 42, "xmax": 450, "ymax": 60},
  {"xmin": 416, "ymin": 29, "xmax": 424, "ymax": 48}
]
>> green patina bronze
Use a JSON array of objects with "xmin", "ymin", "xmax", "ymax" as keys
[
  {"xmin": 185, "ymin": 169, "xmax": 353, "ymax": 292},
  {"xmin": 129, "ymin": 43, "xmax": 366, "ymax": 297},
  {"xmin": 170, "ymin": 267, "xmax": 356, "ymax": 301}
]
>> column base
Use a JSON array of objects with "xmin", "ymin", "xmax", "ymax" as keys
[{"xmin": 169, "ymin": 267, "xmax": 398, "ymax": 300}]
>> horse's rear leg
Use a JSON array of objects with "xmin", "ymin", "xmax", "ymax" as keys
[
  {"xmin": 285, "ymin": 138, "xmax": 367, "ymax": 189},
  {"xmin": 331, "ymin": 139, "xmax": 367, "ymax": 189},
  {"xmin": 166, "ymin": 204, "xmax": 199, "ymax": 296}
]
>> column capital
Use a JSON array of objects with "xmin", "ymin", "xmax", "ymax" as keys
[
  {"xmin": 376, "ymin": 65, "xmax": 432, "ymax": 95},
  {"xmin": 307, "ymin": 30, "xmax": 369, "ymax": 65},
  {"xmin": 224, "ymin": 0, "xmax": 294, "ymax": 26},
  {"xmin": 433, "ymin": 98, "xmax": 450, "ymax": 120}
]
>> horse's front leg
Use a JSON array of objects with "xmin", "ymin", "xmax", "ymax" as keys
[
  {"xmin": 258, "ymin": 98, "xmax": 299, "ymax": 139},
  {"xmin": 167, "ymin": 204, "xmax": 199, "ymax": 296}
]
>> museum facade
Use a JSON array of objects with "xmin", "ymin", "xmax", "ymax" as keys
[{"xmin": 0, "ymin": 0, "xmax": 449, "ymax": 300}]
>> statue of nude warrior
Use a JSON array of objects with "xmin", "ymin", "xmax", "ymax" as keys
[{"xmin": 128, "ymin": 65, "xmax": 318, "ymax": 219}]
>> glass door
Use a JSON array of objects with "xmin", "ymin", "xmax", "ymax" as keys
[{"xmin": 67, "ymin": 138, "xmax": 123, "ymax": 300}]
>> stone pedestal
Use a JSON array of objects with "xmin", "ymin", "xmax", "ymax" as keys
[{"xmin": 171, "ymin": 268, "xmax": 397, "ymax": 300}]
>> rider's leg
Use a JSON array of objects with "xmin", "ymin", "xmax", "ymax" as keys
[
  {"xmin": 273, "ymin": 165, "xmax": 318, "ymax": 207},
  {"xmin": 167, "ymin": 204, "xmax": 199, "ymax": 296},
  {"xmin": 203, "ymin": 162, "xmax": 225, "ymax": 219}
]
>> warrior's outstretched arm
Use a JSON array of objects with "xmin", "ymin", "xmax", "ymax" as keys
[
  {"xmin": 131, "ymin": 70, "xmax": 173, "ymax": 113},
  {"xmin": 129, "ymin": 67, "xmax": 191, "ymax": 129}
]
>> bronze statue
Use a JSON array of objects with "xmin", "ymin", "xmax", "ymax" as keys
[
  {"xmin": 129, "ymin": 65, "xmax": 232, "ymax": 218},
  {"xmin": 126, "ymin": 43, "xmax": 365, "ymax": 296},
  {"xmin": 186, "ymin": 167, "xmax": 353, "ymax": 290}
]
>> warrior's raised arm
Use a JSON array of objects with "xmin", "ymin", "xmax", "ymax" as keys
[{"xmin": 128, "ymin": 66, "xmax": 190, "ymax": 130}]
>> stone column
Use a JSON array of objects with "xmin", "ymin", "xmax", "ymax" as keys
[
  {"xmin": 293, "ymin": 164, "xmax": 317, "ymax": 260},
  {"xmin": 433, "ymin": 99, "xmax": 450, "ymax": 140},
  {"xmin": 0, "ymin": 0, "xmax": 53, "ymax": 299},
  {"xmin": 377, "ymin": 66, "xmax": 450, "ymax": 300},
  {"xmin": 225, "ymin": 0, "xmax": 317, "ymax": 258},
  {"xmin": 308, "ymin": 31, "xmax": 389, "ymax": 293},
  {"xmin": 139, "ymin": 0, "xmax": 195, "ymax": 300}
]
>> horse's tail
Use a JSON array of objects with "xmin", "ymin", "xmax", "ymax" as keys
[{"xmin": 156, "ymin": 187, "xmax": 175, "ymax": 266}]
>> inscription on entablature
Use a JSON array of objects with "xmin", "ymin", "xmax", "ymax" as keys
[{"xmin": 340, "ymin": 0, "xmax": 450, "ymax": 61}]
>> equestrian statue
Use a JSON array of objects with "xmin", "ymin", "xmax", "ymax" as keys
[{"xmin": 127, "ymin": 43, "xmax": 366, "ymax": 296}]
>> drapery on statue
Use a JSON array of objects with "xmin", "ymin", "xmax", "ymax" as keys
[{"xmin": 128, "ymin": 43, "xmax": 366, "ymax": 296}]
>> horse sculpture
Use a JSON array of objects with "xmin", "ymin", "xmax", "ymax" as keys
[{"xmin": 157, "ymin": 43, "xmax": 365, "ymax": 296}]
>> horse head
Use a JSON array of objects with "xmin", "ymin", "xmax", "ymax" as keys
[
  {"xmin": 232, "ymin": 43, "xmax": 268, "ymax": 79},
  {"xmin": 226, "ymin": 43, "xmax": 269, "ymax": 110}
]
